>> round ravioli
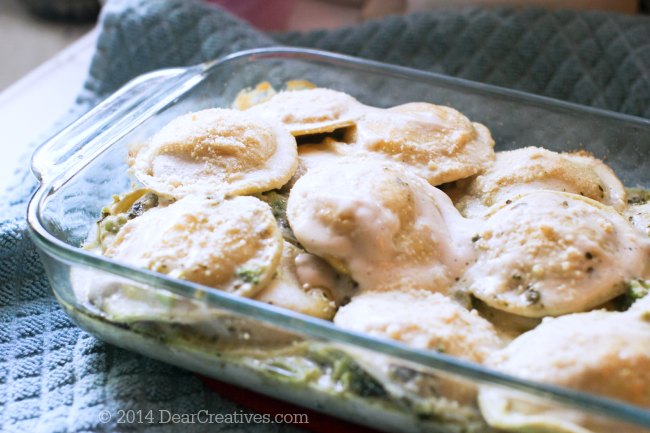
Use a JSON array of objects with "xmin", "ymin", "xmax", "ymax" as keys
[
  {"xmin": 479, "ymin": 310, "xmax": 650, "ymax": 433},
  {"xmin": 452, "ymin": 147, "xmax": 627, "ymax": 218},
  {"xmin": 255, "ymin": 242, "xmax": 345, "ymax": 320},
  {"xmin": 246, "ymin": 88, "xmax": 364, "ymax": 136},
  {"xmin": 131, "ymin": 108, "xmax": 297, "ymax": 198},
  {"xmin": 348, "ymin": 102, "xmax": 495, "ymax": 186},
  {"xmin": 335, "ymin": 290, "xmax": 503, "ymax": 362},
  {"xmin": 104, "ymin": 195, "xmax": 283, "ymax": 297},
  {"xmin": 287, "ymin": 158, "xmax": 477, "ymax": 293},
  {"xmin": 335, "ymin": 290, "xmax": 503, "ymax": 404},
  {"xmin": 464, "ymin": 191, "xmax": 650, "ymax": 317}
]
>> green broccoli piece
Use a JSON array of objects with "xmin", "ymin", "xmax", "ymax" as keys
[
  {"xmin": 235, "ymin": 267, "xmax": 263, "ymax": 285},
  {"xmin": 310, "ymin": 348, "xmax": 387, "ymax": 398},
  {"xmin": 620, "ymin": 279, "xmax": 650, "ymax": 309},
  {"xmin": 258, "ymin": 190, "xmax": 298, "ymax": 244}
]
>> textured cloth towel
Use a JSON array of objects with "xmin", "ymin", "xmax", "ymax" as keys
[{"xmin": 2, "ymin": 1, "xmax": 650, "ymax": 432}]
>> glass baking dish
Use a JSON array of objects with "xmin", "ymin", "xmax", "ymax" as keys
[{"xmin": 26, "ymin": 47, "xmax": 650, "ymax": 433}]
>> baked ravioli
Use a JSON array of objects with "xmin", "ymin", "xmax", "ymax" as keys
[
  {"xmin": 81, "ymin": 81, "xmax": 650, "ymax": 433},
  {"xmin": 246, "ymin": 88, "xmax": 364, "ymax": 136},
  {"xmin": 130, "ymin": 108, "xmax": 298, "ymax": 198},
  {"xmin": 347, "ymin": 102, "xmax": 495, "ymax": 186},
  {"xmin": 451, "ymin": 147, "xmax": 627, "ymax": 218},
  {"xmin": 255, "ymin": 241, "xmax": 355, "ymax": 320},
  {"xmin": 335, "ymin": 290, "xmax": 504, "ymax": 404},
  {"xmin": 287, "ymin": 158, "xmax": 477, "ymax": 293},
  {"xmin": 335, "ymin": 290, "xmax": 502, "ymax": 362},
  {"xmin": 104, "ymin": 195, "xmax": 283, "ymax": 297},
  {"xmin": 464, "ymin": 191, "xmax": 650, "ymax": 317},
  {"xmin": 479, "ymin": 309, "xmax": 650, "ymax": 433}
]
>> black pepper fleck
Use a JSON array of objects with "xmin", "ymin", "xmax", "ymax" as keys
[{"xmin": 525, "ymin": 288, "xmax": 541, "ymax": 304}]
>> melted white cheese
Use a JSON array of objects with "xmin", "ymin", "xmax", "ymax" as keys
[
  {"xmin": 255, "ymin": 242, "xmax": 338, "ymax": 319},
  {"xmin": 626, "ymin": 202, "xmax": 650, "ymax": 237},
  {"xmin": 465, "ymin": 191, "xmax": 650, "ymax": 317},
  {"xmin": 246, "ymin": 88, "xmax": 365, "ymax": 136},
  {"xmin": 104, "ymin": 195, "xmax": 283, "ymax": 297},
  {"xmin": 287, "ymin": 158, "xmax": 478, "ymax": 293},
  {"xmin": 452, "ymin": 147, "xmax": 627, "ymax": 218},
  {"xmin": 131, "ymin": 108, "xmax": 298, "ymax": 198},
  {"xmin": 480, "ymin": 310, "xmax": 650, "ymax": 433},
  {"xmin": 348, "ymin": 102, "xmax": 495, "ymax": 186},
  {"xmin": 335, "ymin": 290, "xmax": 503, "ymax": 361}
]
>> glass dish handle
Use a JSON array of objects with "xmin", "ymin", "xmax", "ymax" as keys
[{"xmin": 31, "ymin": 66, "xmax": 201, "ymax": 185}]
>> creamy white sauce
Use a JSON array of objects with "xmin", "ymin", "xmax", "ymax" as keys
[
  {"xmin": 131, "ymin": 108, "xmax": 298, "ymax": 198},
  {"xmin": 287, "ymin": 158, "xmax": 479, "ymax": 293},
  {"xmin": 452, "ymin": 147, "xmax": 628, "ymax": 218},
  {"xmin": 349, "ymin": 103, "xmax": 495, "ymax": 186},
  {"xmin": 296, "ymin": 253, "xmax": 339, "ymax": 291},
  {"xmin": 465, "ymin": 191, "xmax": 650, "ymax": 317},
  {"xmin": 104, "ymin": 195, "xmax": 283, "ymax": 297},
  {"xmin": 479, "ymin": 309, "xmax": 650, "ymax": 433},
  {"xmin": 246, "ymin": 88, "xmax": 365, "ymax": 136},
  {"xmin": 255, "ymin": 242, "xmax": 337, "ymax": 319}
]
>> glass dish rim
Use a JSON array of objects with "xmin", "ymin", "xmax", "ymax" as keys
[{"xmin": 25, "ymin": 46, "xmax": 650, "ymax": 428}]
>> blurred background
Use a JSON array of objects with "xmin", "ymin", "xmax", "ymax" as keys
[
  {"xmin": 0, "ymin": 0, "xmax": 646, "ymax": 192},
  {"xmin": 0, "ymin": 0, "xmax": 646, "ymax": 92},
  {"xmin": 0, "ymin": 0, "xmax": 95, "ymax": 91}
]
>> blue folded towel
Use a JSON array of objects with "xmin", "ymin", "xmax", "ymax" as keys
[{"xmin": 2, "ymin": 0, "xmax": 650, "ymax": 431}]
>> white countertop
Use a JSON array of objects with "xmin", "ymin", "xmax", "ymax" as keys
[{"xmin": 0, "ymin": 29, "xmax": 96, "ymax": 194}]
